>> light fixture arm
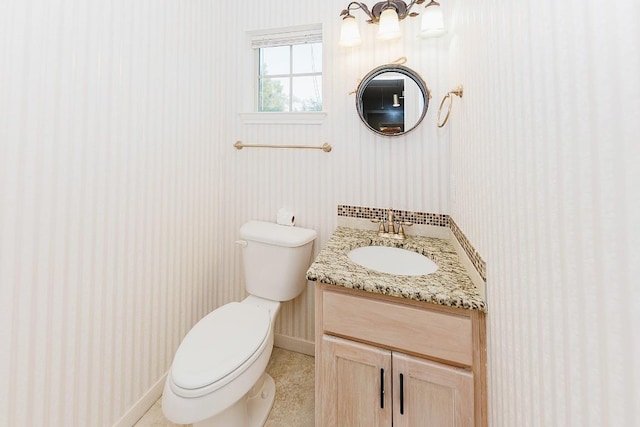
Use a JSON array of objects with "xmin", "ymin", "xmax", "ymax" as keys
[
  {"xmin": 340, "ymin": 2, "xmax": 376, "ymax": 22},
  {"xmin": 340, "ymin": 0, "xmax": 426, "ymax": 24},
  {"xmin": 402, "ymin": 0, "xmax": 425, "ymax": 18}
]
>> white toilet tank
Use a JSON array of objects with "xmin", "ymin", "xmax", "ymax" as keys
[{"xmin": 239, "ymin": 220, "xmax": 317, "ymax": 301}]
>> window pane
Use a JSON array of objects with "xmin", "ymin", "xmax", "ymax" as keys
[
  {"xmin": 259, "ymin": 77, "xmax": 290, "ymax": 112},
  {"xmin": 292, "ymin": 76, "xmax": 322, "ymax": 112},
  {"xmin": 292, "ymin": 42, "xmax": 322, "ymax": 74},
  {"xmin": 259, "ymin": 46, "xmax": 290, "ymax": 76}
]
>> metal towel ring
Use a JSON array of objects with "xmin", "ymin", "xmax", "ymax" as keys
[{"xmin": 436, "ymin": 85, "xmax": 464, "ymax": 128}]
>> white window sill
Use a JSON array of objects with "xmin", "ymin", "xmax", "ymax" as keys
[{"xmin": 239, "ymin": 112, "xmax": 327, "ymax": 125}]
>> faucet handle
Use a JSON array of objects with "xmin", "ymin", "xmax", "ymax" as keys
[
  {"xmin": 370, "ymin": 217, "xmax": 385, "ymax": 233},
  {"xmin": 397, "ymin": 221, "xmax": 413, "ymax": 239}
]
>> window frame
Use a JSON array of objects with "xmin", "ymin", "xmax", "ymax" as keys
[{"xmin": 243, "ymin": 24, "xmax": 325, "ymax": 123}]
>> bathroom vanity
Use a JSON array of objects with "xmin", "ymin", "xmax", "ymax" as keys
[{"xmin": 307, "ymin": 227, "xmax": 487, "ymax": 427}]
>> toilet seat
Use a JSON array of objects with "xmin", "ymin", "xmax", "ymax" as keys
[{"xmin": 169, "ymin": 302, "xmax": 271, "ymax": 397}]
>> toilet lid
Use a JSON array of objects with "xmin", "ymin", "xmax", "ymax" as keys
[{"xmin": 170, "ymin": 302, "xmax": 270, "ymax": 391}]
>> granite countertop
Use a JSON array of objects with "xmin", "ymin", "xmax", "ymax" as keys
[{"xmin": 306, "ymin": 227, "xmax": 487, "ymax": 312}]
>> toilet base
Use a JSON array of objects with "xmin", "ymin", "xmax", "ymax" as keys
[{"xmin": 193, "ymin": 373, "xmax": 276, "ymax": 427}]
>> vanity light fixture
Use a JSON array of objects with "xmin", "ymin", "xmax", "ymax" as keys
[
  {"xmin": 419, "ymin": 0, "xmax": 446, "ymax": 38},
  {"xmin": 377, "ymin": 4, "xmax": 402, "ymax": 40},
  {"xmin": 339, "ymin": 0, "xmax": 446, "ymax": 47},
  {"xmin": 393, "ymin": 94, "xmax": 401, "ymax": 107}
]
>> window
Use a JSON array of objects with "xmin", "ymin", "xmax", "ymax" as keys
[{"xmin": 251, "ymin": 25, "xmax": 322, "ymax": 113}]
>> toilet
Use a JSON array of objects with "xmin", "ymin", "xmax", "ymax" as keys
[{"xmin": 162, "ymin": 220, "xmax": 317, "ymax": 427}]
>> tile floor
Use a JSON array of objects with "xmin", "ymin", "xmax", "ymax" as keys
[{"xmin": 134, "ymin": 347, "xmax": 315, "ymax": 427}]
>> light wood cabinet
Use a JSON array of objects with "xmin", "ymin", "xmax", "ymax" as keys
[
  {"xmin": 392, "ymin": 352, "xmax": 474, "ymax": 427},
  {"xmin": 316, "ymin": 284, "xmax": 487, "ymax": 427},
  {"xmin": 320, "ymin": 336, "xmax": 392, "ymax": 427}
]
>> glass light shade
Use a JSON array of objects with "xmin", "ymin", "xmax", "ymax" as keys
[
  {"xmin": 377, "ymin": 8, "xmax": 401, "ymax": 40},
  {"xmin": 339, "ymin": 15, "xmax": 362, "ymax": 47},
  {"xmin": 420, "ymin": 2, "xmax": 446, "ymax": 38},
  {"xmin": 393, "ymin": 94, "xmax": 400, "ymax": 107}
]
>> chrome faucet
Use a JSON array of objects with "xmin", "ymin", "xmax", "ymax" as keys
[{"xmin": 371, "ymin": 208, "xmax": 413, "ymax": 240}]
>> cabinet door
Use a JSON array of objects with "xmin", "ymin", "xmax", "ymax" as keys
[
  {"xmin": 393, "ymin": 352, "xmax": 474, "ymax": 427},
  {"xmin": 318, "ymin": 335, "xmax": 392, "ymax": 427}
]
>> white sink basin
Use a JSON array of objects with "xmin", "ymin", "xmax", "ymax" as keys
[{"xmin": 347, "ymin": 246, "xmax": 438, "ymax": 276}]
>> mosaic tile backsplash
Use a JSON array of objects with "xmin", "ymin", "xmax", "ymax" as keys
[
  {"xmin": 338, "ymin": 205, "xmax": 450, "ymax": 227},
  {"xmin": 450, "ymin": 218, "xmax": 487, "ymax": 282},
  {"xmin": 337, "ymin": 204, "xmax": 487, "ymax": 282}
]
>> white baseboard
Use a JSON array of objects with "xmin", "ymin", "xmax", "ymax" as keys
[
  {"xmin": 112, "ymin": 372, "xmax": 167, "ymax": 427},
  {"xmin": 274, "ymin": 334, "xmax": 315, "ymax": 357}
]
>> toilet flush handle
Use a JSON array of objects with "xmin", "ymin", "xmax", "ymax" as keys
[{"xmin": 235, "ymin": 240, "xmax": 248, "ymax": 248}]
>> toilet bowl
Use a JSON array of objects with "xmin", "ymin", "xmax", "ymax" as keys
[
  {"xmin": 162, "ymin": 296, "xmax": 280, "ymax": 426},
  {"xmin": 162, "ymin": 221, "xmax": 317, "ymax": 426}
]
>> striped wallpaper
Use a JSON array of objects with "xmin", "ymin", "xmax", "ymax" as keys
[
  {"xmin": 1, "ymin": 0, "xmax": 451, "ymax": 425},
  {"xmin": 1, "ymin": 0, "xmax": 638, "ymax": 426},
  {"xmin": 450, "ymin": 1, "xmax": 640, "ymax": 426},
  {"xmin": 218, "ymin": 0, "xmax": 451, "ymax": 357},
  {"xmin": 0, "ymin": 1, "xmax": 226, "ymax": 425}
]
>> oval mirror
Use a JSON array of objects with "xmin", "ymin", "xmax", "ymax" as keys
[{"xmin": 356, "ymin": 64, "xmax": 430, "ymax": 137}]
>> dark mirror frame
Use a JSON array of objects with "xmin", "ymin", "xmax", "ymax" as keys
[{"xmin": 356, "ymin": 64, "xmax": 430, "ymax": 137}]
